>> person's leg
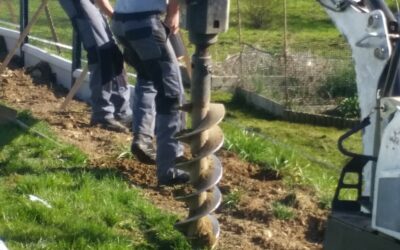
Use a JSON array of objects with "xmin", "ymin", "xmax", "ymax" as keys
[
  {"xmin": 154, "ymin": 39, "xmax": 185, "ymax": 162},
  {"xmin": 59, "ymin": 0, "xmax": 114, "ymax": 120},
  {"xmin": 59, "ymin": 0, "xmax": 131, "ymax": 131},
  {"xmin": 87, "ymin": 60, "xmax": 114, "ymax": 122},
  {"xmin": 100, "ymin": 24, "xmax": 132, "ymax": 124},
  {"xmin": 109, "ymin": 68, "xmax": 132, "ymax": 125},
  {"xmin": 111, "ymin": 15, "xmax": 186, "ymax": 183},
  {"xmin": 114, "ymin": 33, "xmax": 158, "ymax": 164},
  {"xmin": 88, "ymin": 61, "xmax": 129, "ymax": 132},
  {"xmin": 125, "ymin": 16, "xmax": 185, "ymax": 182},
  {"xmin": 131, "ymin": 75, "xmax": 157, "ymax": 164},
  {"xmin": 153, "ymin": 55, "xmax": 186, "ymax": 183},
  {"xmin": 155, "ymin": 107, "xmax": 186, "ymax": 184},
  {"xmin": 132, "ymin": 77, "xmax": 156, "ymax": 138}
]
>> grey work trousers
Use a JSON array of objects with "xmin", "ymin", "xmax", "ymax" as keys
[
  {"xmin": 58, "ymin": 0, "xmax": 131, "ymax": 121},
  {"xmin": 111, "ymin": 12, "xmax": 185, "ymax": 180}
]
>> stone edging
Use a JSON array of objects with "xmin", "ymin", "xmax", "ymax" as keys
[{"xmin": 235, "ymin": 87, "xmax": 359, "ymax": 129}]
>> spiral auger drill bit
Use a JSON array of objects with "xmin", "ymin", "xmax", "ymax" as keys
[{"xmin": 174, "ymin": 0, "xmax": 230, "ymax": 248}]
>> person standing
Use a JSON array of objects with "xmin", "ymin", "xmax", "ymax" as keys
[
  {"xmin": 97, "ymin": 0, "xmax": 188, "ymax": 185},
  {"xmin": 124, "ymin": 32, "xmax": 189, "ymax": 166},
  {"xmin": 58, "ymin": 0, "xmax": 132, "ymax": 132}
]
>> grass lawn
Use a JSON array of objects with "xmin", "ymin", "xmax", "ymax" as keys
[
  {"xmin": 0, "ymin": 110, "xmax": 190, "ymax": 250},
  {"xmin": 212, "ymin": 91, "xmax": 362, "ymax": 207}
]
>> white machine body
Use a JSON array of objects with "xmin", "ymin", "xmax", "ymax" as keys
[
  {"xmin": 372, "ymin": 98, "xmax": 400, "ymax": 239},
  {"xmin": 320, "ymin": 0, "xmax": 400, "ymax": 240}
]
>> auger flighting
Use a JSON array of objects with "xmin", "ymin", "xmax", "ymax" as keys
[{"xmin": 174, "ymin": 0, "xmax": 230, "ymax": 248}]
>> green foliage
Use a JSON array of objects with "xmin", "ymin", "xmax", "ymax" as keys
[
  {"xmin": 222, "ymin": 189, "xmax": 243, "ymax": 211},
  {"xmin": 212, "ymin": 91, "xmax": 363, "ymax": 206},
  {"xmin": 319, "ymin": 66, "xmax": 357, "ymax": 99},
  {"xmin": 115, "ymin": 144, "xmax": 135, "ymax": 160},
  {"xmin": 318, "ymin": 195, "xmax": 333, "ymax": 210},
  {"xmin": 336, "ymin": 96, "xmax": 360, "ymax": 118},
  {"xmin": 272, "ymin": 202, "xmax": 295, "ymax": 220},
  {"xmin": 222, "ymin": 121, "xmax": 339, "ymax": 202},
  {"xmin": 223, "ymin": 125, "xmax": 297, "ymax": 179},
  {"xmin": 242, "ymin": 0, "xmax": 281, "ymax": 29},
  {"xmin": 224, "ymin": 128, "xmax": 265, "ymax": 162}
]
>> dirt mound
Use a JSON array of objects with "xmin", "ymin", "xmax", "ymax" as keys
[{"xmin": 1, "ymin": 67, "xmax": 327, "ymax": 249}]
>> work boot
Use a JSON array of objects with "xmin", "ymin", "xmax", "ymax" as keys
[
  {"xmin": 158, "ymin": 168, "xmax": 190, "ymax": 187},
  {"xmin": 116, "ymin": 115, "xmax": 133, "ymax": 131},
  {"xmin": 131, "ymin": 133, "xmax": 156, "ymax": 165},
  {"xmin": 90, "ymin": 117, "xmax": 129, "ymax": 133}
]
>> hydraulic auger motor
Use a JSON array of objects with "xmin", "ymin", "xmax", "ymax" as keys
[{"xmin": 174, "ymin": 0, "xmax": 230, "ymax": 248}]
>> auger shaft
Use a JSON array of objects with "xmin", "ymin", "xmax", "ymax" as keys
[
  {"xmin": 188, "ymin": 44, "xmax": 215, "ymax": 247},
  {"xmin": 175, "ymin": 1, "xmax": 230, "ymax": 248},
  {"xmin": 191, "ymin": 46, "xmax": 211, "ymax": 110},
  {"xmin": 191, "ymin": 46, "xmax": 211, "ymax": 183},
  {"xmin": 176, "ymin": 25, "xmax": 224, "ymax": 250}
]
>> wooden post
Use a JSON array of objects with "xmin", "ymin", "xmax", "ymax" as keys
[
  {"xmin": 283, "ymin": 0, "xmax": 289, "ymax": 108},
  {"xmin": 44, "ymin": 5, "xmax": 62, "ymax": 54},
  {"xmin": 59, "ymin": 66, "xmax": 89, "ymax": 111}
]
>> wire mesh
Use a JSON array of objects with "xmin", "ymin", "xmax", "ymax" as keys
[
  {"xmin": 212, "ymin": 0, "xmax": 360, "ymax": 117},
  {"xmin": 0, "ymin": 0, "xmax": 19, "ymax": 29}
]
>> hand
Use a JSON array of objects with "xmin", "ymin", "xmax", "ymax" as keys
[
  {"xmin": 95, "ymin": 0, "xmax": 114, "ymax": 18},
  {"xmin": 165, "ymin": 12, "xmax": 180, "ymax": 34},
  {"xmin": 165, "ymin": 0, "xmax": 180, "ymax": 34}
]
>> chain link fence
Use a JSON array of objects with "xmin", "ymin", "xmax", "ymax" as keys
[
  {"xmin": 212, "ymin": 0, "xmax": 360, "ymax": 118},
  {"xmin": 0, "ymin": 0, "xmax": 75, "ymax": 60},
  {"xmin": 213, "ymin": 43, "xmax": 356, "ymax": 116}
]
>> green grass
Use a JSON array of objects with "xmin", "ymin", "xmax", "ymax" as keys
[
  {"xmin": 212, "ymin": 91, "xmax": 362, "ymax": 208},
  {"xmin": 221, "ymin": 188, "xmax": 243, "ymax": 211},
  {"xmin": 272, "ymin": 202, "xmax": 295, "ymax": 221},
  {"xmin": 0, "ymin": 110, "xmax": 190, "ymax": 249}
]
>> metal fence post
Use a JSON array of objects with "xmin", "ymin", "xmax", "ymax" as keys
[
  {"xmin": 71, "ymin": 30, "xmax": 82, "ymax": 87},
  {"xmin": 19, "ymin": 0, "xmax": 28, "ymax": 65}
]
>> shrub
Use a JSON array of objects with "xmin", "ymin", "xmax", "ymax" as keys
[
  {"xmin": 336, "ymin": 96, "xmax": 360, "ymax": 118},
  {"xmin": 243, "ymin": 0, "xmax": 281, "ymax": 29},
  {"xmin": 318, "ymin": 66, "xmax": 356, "ymax": 98}
]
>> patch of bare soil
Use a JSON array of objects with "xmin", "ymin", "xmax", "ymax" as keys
[{"xmin": 1, "ymin": 67, "xmax": 327, "ymax": 250}]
